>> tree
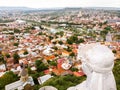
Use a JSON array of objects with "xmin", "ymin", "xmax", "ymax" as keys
[
  {"xmin": 78, "ymin": 38, "xmax": 85, "ymax": 44},
  {"xmin": 38, "ymin": 32, "xmax": 43, "ymax": 35},
  {"xmin": 56, "ymin": 31, "xmax": 64, "ymax": 37},
  {"xmin": 100, "ymin": 30, "xmax": 108, "ymax": 35},
  {"xmin": 0, "ymin": 54, "xmax": 4, "ymax": 63},
  {"xmin": 31, "ymin": 26, "xmax": 35, "ymax": 30},
  {"xmin": 112, "ymin": 50, "xmax": 117, "ymax": 54},
  {"xmin": 28, "ymin": 66, "xmax": 35, "ymax": 75},
  {"xmin": 103, "ymin": 21, "xmax": 108, "ymax": 25},
  {"xmin": 52, "ymin": 46, "xmax": 58, "ymax": 51},
  {"xmin": 67, "ymin": 35, "xmax": 84, "ymax": 44},
  {"xmin": 70, "ymin": 52, "xmax": 75, "ymax": 57},
  {"xmin": 48, "ymin": 36, "xmax": 54, "ymax": 40},
  {"xmin": 5, "ymin": 53, "xmax": 11, "ymax": 58},
  {"xmin": 13, "ymin": 53, "xmax": 20, "ymax": 64},
  {"xmin": 0, "ymin": 71, "xmax": 18, "ymax": 89},
  {"xmin": 104, "ymin": 26, "xmax": 112, "ymax": 31},
  {"xmin": 52, "ymin": 41, "xmax": 57, "ymax": 45},
  {"xmin": 35, "ymin": 60, "xmax": 48, "ymax": 72},
  {"xmin": 24, "ymin": 50, "xmax": 28, "ymax": 55},
  {"xmin": 48, "ymin": 60, "xmax": 57, "ymax": 66},
  {"xmin": 113, "ymin": 59, "xmax": 120, "ymax": 90},
  {"xmin": 100, "ymin": 30, "xmax": 108, "ymax": 41},
  {"xmin": 67, "ymin": 39, "xmax": 73, "ymax": 45},
  {"xmin": 14, "ymin": 42, "xmax": 19, "ymax": 47},
  {"xmin": 38, "ymin": 75, "xmax": 86, "ymax": 90},
  {"xmin": 14, "ymin": 28, "xmax": 20, "ymax": 33},
  {"xmin": 58, "ymin": 41, "xmax": 63, "ymax": 45},
  {"xmin": 70, "ymin": 67, "xmax": 79, "ymax": 72},
  {"xmin": 65, "ymin": 46, "xmax": 72, "ymax": 52}
]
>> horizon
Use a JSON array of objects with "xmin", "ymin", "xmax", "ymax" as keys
[
  {"xmin": 0, "ymin": 0, "xmax": 120, "ymax": 8},
  {"xmin": 0, "ymin": 6, "xmax": 120, "ymax": 9}
]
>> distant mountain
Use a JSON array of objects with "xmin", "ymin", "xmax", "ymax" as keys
[
  {"xmin": 38, "ymin": 7, "xmax": 120, "ymax": 11},
  {"xmin": 0, "ymin": 7, "xmax": 36, "ymax": 11},
  {"xmin": 0, "ymin": 7, "xmax": 120, "ymax": 12},
  {"xmin": 84, "ymin": 7, "xmax": 120, "ymax": 10}
]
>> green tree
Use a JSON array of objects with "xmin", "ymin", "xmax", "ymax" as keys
[
  {"xmin": 56, "ymin": 31, "xmax": 64, "ymax": 37},
  {"xmin": 78, "ymin": 38, "xmax": 85, "ymax": 44},
  {"xmin": 14, "ymin": 28, "xmax": 20, "ymax": 33},
  {"xmin": 58, "ymin": 41, "xmax": 63, "ymax": 45},
  {"xmin": 67, "ymin": 35, "xmax": 84, "ymax": 44},
  {"xmin": 24, "ymin": 50, "xmax": 28, "ymax": 55},
  {"xmin": 65, "ymin": 46, "xmax": 72, "ymax": 52},
  {"xmin": 52, "ymin": 46, "xmax": 58, "ymax": 51},
  {"xmin": 38, "ymin": 75, "xmax": 86, "ymax": 90},
  {"xmin": 14, "ymin": 42, "xmax": 19, "ymax": 47},
  {"xmin": 113, "ymin": 59, "xmax": 120, "ymax": 90},
  {"xmin": 0, "ymin": 54, "xmax": 4, "ymax": 63},
  {"xmin": 70, "ymin": 52, "xmax": 75, "ymax": 57},
  {"xmin": 112, "ymin": 50, "xmax": 117, "ymax": 54},
  {"xmin": 48, "ymin": 60, "xmax": 57, "ymax": 66},
  {"xmin": 104, "ymin": 26, "xmax": 112, "ymax": 31},
  {"xmin": 5, "ymin": 53, "xmax": 11, "ymax": 58},
  {"xmin": 100, "ymin": 30, "xmax": 108, "ymax": 36},
  {"xmin": 67, "ymin": 39, "xmax": 73, "ymax": 45},
  {"xmin": 35, "ymin": 60, "xmax": 48, "ymax": 72},
  {"xmin": 13, "ymin": 53, "xmax": 20, "ymax": 64},
  {"xmin": 70, "ymin": 67, "xmax": 79, "ymax": 72},
  {"xmin": 0, "ymin": 71, "xmax": 18, "ymax": 89},
  {"xmin": 48, "ymin": 36, "xmax": 54, "ymax": 40},
  {"xmin": 38, "ymin": 32, "xmax": 43, "ymax": 35},
  {"xmin": 52, "ymin": 41, "xmax": 57, "ymax": 45}
]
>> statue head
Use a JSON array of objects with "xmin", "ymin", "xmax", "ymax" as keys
[
  {"xmin": 78, "ymin": 43, "xmax": 115, "ymax": 75},
  {"xmin": 75, "ymin": 43, "xmax": 117, "ymax": 90}
]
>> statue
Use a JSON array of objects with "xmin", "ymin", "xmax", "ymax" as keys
[
  {"xmin": 67, "ymin": 43, "xmax": 117, "ymax": 90},
  {"xmin": 19, "ymin": 64, "xmax": 28, "ymax": 82}
]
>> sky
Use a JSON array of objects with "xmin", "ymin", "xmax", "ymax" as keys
[{"xmin": 0, "ymin": 0, "xmax": 120, "ymax": 8}]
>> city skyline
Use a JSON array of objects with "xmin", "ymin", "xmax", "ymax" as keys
[{"xmin": 0, "ymin": 0, "xmax": 120, "ymax": 8}]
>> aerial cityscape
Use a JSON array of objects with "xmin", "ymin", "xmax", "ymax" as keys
[{"xmin": 0, "ymin": 0, "xmax": 120, "ymax": 90}]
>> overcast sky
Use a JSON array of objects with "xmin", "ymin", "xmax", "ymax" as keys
[{"xmin": 0, "ymin": 0, "xmax": 120, "ymax": 8}]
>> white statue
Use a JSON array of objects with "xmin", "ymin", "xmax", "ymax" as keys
[{"xmin": 67, "ymin": 43, "xmax": 116, "ymax": 90}]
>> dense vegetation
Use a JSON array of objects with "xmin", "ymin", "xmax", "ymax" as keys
[
  {"xmin": 0, "ymin": 71, "xmax": 19, "ymax": 90},
  {"xmin": 113, "ymin": 59, "xmax": 120, "ymax": 90},
  {"xmin": 34, "ymin": 75, "xmax": 86, "ymax": 90}
]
